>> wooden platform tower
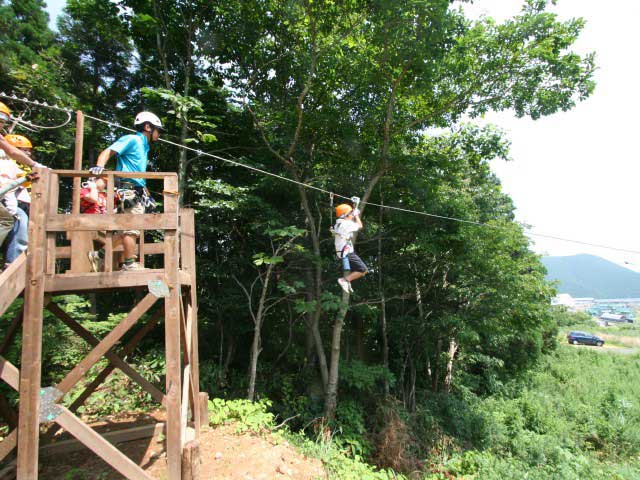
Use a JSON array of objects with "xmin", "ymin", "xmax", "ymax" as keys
[{"xmin": 0, "ymin": 112, "xmax": 204, "ymax": 479}]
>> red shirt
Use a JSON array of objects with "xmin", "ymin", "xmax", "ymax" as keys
[{"xmin": 80, "ymin": 188, "xmax": 107, "ymax": 214}]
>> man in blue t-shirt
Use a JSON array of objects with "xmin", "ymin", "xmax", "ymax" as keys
[{"xmin": 91, "ymin": 111, "xmax": 163, "ymax": 271}]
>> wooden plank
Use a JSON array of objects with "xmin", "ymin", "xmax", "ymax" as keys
[
  {"xmin": 54, "ymin": 407, "xmax": 155, "ymax": 480},
  {"xmin": 0, "ymin": 306, "xmax": 23, "ymax": 355},
  {"xmin": 17, "ymin": 167, "xmax": 49, "ymax": 479},
  {"xmin": 54, "ymin": 170, "xmax": 177, "ymax": 180},
  {"xmin": 46, "ymin": 172, "xmax": 59, "ymax": 274},
  {"xmin": 0, "ymin": 252, "xmax": 26, "ymax": 318},
  {"xmin": 0, "ymin": 355, "xmax": 20, "ymax": 391},
  {"xmin": 46, "ymin": 269, "xmax": 166, "ymax": 293},
  {"xmin": 56, "ymin": 242, "xmax": 165, "ymax": 259},
  {"xmin": 47, "ymin": 213, "xmax": 178, "ymax": 232},
  {"xmin": 55, "ymin": 293, "xmax": 157, "ymax": 394},
  {"xmin": 40, "ymin": 423, "xmax": 165, "ymax": 457},
  {"xmin": 164, "ymin": 175, "xmax": 182, "ymax": 479},
  {"xmin": 47, "ymin": 303, "xmax": 165, "ymax": 404},
  {"xmin": 0, "ymin": 429, "xmax": 17, "ymax": 464}
]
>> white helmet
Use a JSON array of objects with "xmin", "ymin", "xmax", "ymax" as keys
[{"xmin": 134, "ymin": 111, "xmax": 163, "ymax": 130}]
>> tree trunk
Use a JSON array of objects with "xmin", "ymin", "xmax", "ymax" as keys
[
  {"xmin": 247, "ymin": 265, "xmax": 273, "ymax": 401},
  {"xmin": 444, "ymin": 338, "xmax": 458, "ymax": 394},
  {"xmin": 431, "ymin": 338, "xmax": 442, "ymax": 393},
  {"xmin": 379, "ymin": 194, "xmax": 389, "ymax": 396},
  {"xmin": 324, "ymin": 290, "xmax": 350, "ymax": 421}
]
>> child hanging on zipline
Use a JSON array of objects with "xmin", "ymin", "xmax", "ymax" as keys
[{"xmin": 333, "ymin": 203, "xmax": 368, "ymax": 293}]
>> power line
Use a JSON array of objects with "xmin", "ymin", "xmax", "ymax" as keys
[{"xmin": 4, "ymin": 93, "xmax": 640, "ymax": 256}]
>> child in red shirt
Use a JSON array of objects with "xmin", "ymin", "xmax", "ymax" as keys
[
  {"xmin": 80, "ymin": 177, "xmax": 107, "ymax": 214},
  {"xmin": 80, "ymin": 177, "xmax": 121, "ymax": 271}
]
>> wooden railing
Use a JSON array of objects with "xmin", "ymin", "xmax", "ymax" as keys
[{"xmin": 44, "ymin": 169, "xmax": 179, "ymax": 276}]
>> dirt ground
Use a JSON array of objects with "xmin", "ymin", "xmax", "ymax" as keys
[{"xmin": 21, "ymin": 412, "xmax": 326, "ymax": 480}]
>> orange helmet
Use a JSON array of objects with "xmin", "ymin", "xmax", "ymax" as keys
[
  {"xmin": 335, "ymin": 203, "xmax": 353, "ymax": 218},
  {"xmin": 5, "ymin": 134, "xmax": 32, "ymax": 149},
  {"xmin": 0, "ymin": 102, "xmax": 10, "ymax": 121}
]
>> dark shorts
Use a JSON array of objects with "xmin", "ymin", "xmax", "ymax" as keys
[{"xmin": 345, "ymin": 252, "xmax": 367, "ymax": 273}]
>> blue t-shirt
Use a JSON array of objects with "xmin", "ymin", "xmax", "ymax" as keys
[{"xmin": 108, "ymin": 132, "xmax": 149, "ymax": 187}]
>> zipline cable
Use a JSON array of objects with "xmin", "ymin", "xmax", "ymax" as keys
[{"xmin": 3, "ymin": 93, "xmax": 640, "ymax": 256}]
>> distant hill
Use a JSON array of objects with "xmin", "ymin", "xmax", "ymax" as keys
[{"xmin": 541, "ymin": 254, "xmax": 640, "ymax": 299}]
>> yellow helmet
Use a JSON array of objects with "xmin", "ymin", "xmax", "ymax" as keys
[
  {"xmin": 335, "ymin": 203, "xmax": 353, "ymax": 218},
  {"xmin": 5, "ymin": 134, "xmax": 32, "ymax": 149},
  {"xmin": 0, "ymin": 102, "xmax": 10, "ymax": 122}
]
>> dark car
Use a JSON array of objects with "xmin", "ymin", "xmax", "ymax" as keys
[{"xmin": 567, "ymin": 331, "xmax": 604, "ymax": 347}]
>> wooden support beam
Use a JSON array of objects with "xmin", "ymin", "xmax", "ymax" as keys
[
  {"xmin": 0, "ymin": 355, "xmax": 20, "ymax": 391},
  {"xmin": 54, "ymin": 170, "xmax": 176, "ymax": 180},
  {"xmin": 164, "ymin": 175, "xmax": 182, "ymax": 479},
  {"xmin": 181, "ymin": 209, "xmax": 202, "ymax": 437},
  {"xmin": 45, "ymin": 269, "xmax": 174, "ymax": 293},
  {"xmin": 55, "ymin": 293, "xmax": 158, "ymax": 395},
  {"xmin": 47, "ymin": 213, "xmax": 177, "ymax": 232},
  {"xmin": 72, "ymin": 111, "xmax": 84, "ymax": 215},
  {"xmin": 46, "ymin": 302, "xmax": 165, "ymax": 404},
  {"xmin": 0, "ymin": 252, "xmax": 26, "ymax": 318},
  {"xmin": 46, "ymin": 172, "xmax": 59, "ymax": 274},
  {"xmin": 17, "ymin": 167, "xmax": 49, "ymax": 479},
  {"xmin": 68, "ymin": 308, "xmax": 163, "ymax": 412},
  {"xmin": 43, "ymin": 309, "xmax": 163, "ymax": 443},
  {"xmin": 0, "ymin": 429, "xmax": 17, "ymax": 464},
  {"xmin": 54, "ymin": 407, "xmax": 155, "ymax": 480},
  {"xmin": 0, "ymin": 306, "xmax": 23, "ymax": 355}
]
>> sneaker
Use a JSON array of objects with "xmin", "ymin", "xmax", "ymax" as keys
[
  {"xmin": 87, "ymin": 251, "xmax": 103, "ymax": 272},
  {"xmin": 120, "ymin": 261, "xmax": 145, "ymax": 272},
  {"xmin": 337, "ymin": 277, "xmax": 350, "ymax": 294},
  {"xmin": 348, "ymin": 282, "xmax": 354, "ymax": 293}
]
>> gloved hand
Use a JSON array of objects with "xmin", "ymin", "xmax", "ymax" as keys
[
  {"xmin": 353, "ymin": 208, "xmax": 361, "ymax": 217},
  {"xmin": 89, "ymin": 165, "xmax": 105, "ymax": 175},
  {"xmin": 32, "ymin": 161, "xmax": 48, "ymax": 169}
]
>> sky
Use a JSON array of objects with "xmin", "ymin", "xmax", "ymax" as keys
[
  {"xmin": 460, "ymin": 0, "xmax": 640, "ymax": 269},
  {"xmin": 43, "ymin": 1, "xmax": 640, "ymax": 267}
]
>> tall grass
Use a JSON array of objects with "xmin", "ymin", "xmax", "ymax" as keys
[{"xmin": 428, "ymin": 346, "xmax": 640, "ymax": 479}]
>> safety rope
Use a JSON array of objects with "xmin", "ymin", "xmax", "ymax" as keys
[{"xmin": 3, "ymin": 93, "xmax": 640, "ymax": 255}]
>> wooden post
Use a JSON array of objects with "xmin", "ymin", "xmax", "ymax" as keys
[
  {"xmin": 181, "ymin": 209, "xmax": 201, "ymax": 436},
  {"xmin": 198, "ymin": 392, "xmax": 209, "ymax": 429},
  {"xmin": 45, "ymin": 173, "xmax": 59, "ymax": 274},
  {"xmin": 69, "ymin": 112, "xmax": 93, "ymax": 273},
  {"xmin": 164, "ymin": 174, "xmax": 182, "ymax": 479},
  {"xmin": 17, "ymin": 168, "xmax": 49, "ymax": 479},
  {"xmin": 72, "ymin": 111, "xmax": 84, "ymax": 215},
  {"xmin": 181, "ymin": 440, "xmax": 200, "ymax": 480}
]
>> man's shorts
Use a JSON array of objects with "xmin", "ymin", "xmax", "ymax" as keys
[
  {"xmin": 119, "ymin": 200, "xmax": 145, "ymax": 237},
  {"xmin": 345, "ymin": 252, "xmax": 368, "ymax": 273}
]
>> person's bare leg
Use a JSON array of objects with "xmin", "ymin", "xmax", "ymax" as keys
[
  {"xmin": 122, "ymin": 234, "xmax": 136, "ymax": 260},
  {"xmin": 346, "ymin": 271, "xmax": 366, "ymax": 283}
]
